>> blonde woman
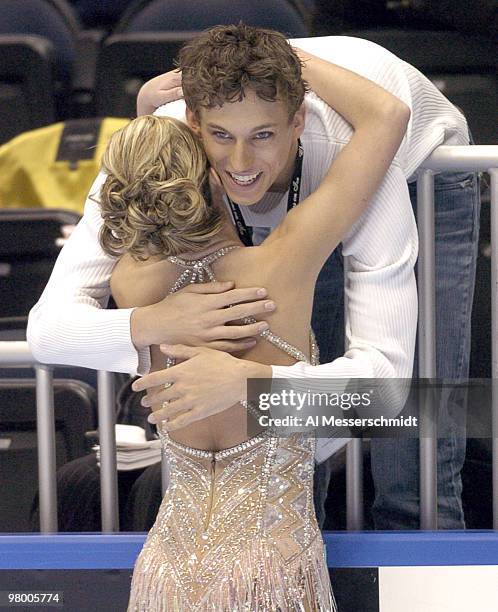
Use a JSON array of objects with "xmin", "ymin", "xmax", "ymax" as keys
[{"xmin": 102, "ymin": 48, "xmax": 409, "ymax": 611}]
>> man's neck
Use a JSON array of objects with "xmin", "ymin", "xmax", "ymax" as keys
[{"xmin": 238, "ymin": 190, "xmax": 285, "ymax": 216}]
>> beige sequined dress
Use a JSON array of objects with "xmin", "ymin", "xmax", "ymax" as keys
[{"xmin": 127, "ymin": 247, "xmax": 336, "ymax": 611}]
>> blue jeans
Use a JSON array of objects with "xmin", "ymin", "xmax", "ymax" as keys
[{"xmin": 311, "ymin": 168, "xmax": 481, "ymax": 530}]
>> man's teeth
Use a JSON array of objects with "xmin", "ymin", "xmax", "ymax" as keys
[{"xmin": 229, "ymin": 172, "xmax": 260, "ymax": 185}]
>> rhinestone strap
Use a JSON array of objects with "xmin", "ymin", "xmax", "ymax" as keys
[
  {"xmin": 310, "ymin": 329, "xmax": 320, "ymax": 366},
  {"xmin": 165, "ymin": 430, "xmax": 269, "ymax": 460},
  {"xmin": 242, "ymin": 316, "xmax": 309, "ymax": 363},
  {"xmin": 161, "ymin": 244, "xmax": 319, "ymax": 452},
  {"xmin": 168, "ymin": 246, "xmax": 241, "ymax": 293},
  {"xmin": 167, "ymin": 244, "xmax": 318, "ymax": 367}
]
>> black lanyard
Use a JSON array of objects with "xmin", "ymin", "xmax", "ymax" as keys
[{"xmin": 226, "ymin": 139, "xmax": 304, "ymax": 246}]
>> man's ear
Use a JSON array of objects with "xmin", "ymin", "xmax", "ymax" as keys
[
  {"xmin": 292, "ymin": 103, "xmax": 306, "ymax": 138},
  {"xmin": 186, "ymin": 107, "xmax": 201, "ymax": 136}
]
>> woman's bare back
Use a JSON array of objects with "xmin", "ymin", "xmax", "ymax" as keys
[{"xmin": 111, "ymin": 240, "xmax": 318, "ymax": 451}]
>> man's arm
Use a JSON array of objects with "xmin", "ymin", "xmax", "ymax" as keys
[{"xmin": 27, "ymin": 172, "xmax": 147, "ymax": 373}]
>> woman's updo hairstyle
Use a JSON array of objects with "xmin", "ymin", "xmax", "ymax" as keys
[{"xmin": 99, "ymin": 115, "xmax": 223, "ymax": 260}]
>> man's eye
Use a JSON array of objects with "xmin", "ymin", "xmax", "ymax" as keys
[
  {"xmin": 254, "ymin": 131, "xmax": 273, "ymax": 140},
  {"xmin": 213, "ymin": 131, "xmax": 231, "ymax": 140}
]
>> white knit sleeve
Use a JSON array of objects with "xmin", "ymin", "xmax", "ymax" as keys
[
  {"xmin": 291, "ymin": 36, "xmax": 413, "ymax": 106},
  {"xmin": 272, "ymin": 164, "xmax": 418, "ymax": 416},
  {"xmin": 292, "ymin": 35, "xmax": 469, "ymax": 178},
  {"xmin": 26, "ymin": 171, "xmax": 151, "ymax": 375},
  {"xmin": 292, "ymin": 36, "xmax": 415, "ymax": 171}
]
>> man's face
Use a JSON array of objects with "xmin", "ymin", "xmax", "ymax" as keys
[{"xmin": 186, "ymin": 89, "xmax": 305, "ymax": 205}]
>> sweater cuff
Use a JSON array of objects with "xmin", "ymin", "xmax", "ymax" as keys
[
  {"xmin": 136, "ymin": 346, "xmax": 151, "ymax": 376},
  {"xmin": 271, "ymin": 362, "xmax": 310, "ymax": 380}
]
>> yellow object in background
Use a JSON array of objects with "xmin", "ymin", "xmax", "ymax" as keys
[{"xmin": 0, "ymin": 118, "xmax": 130, "ymax": 214}]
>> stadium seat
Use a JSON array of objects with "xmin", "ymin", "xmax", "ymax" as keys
[
  {"xmin": 0, "ymin": 377, "xmax": 97, "ymax": 531},
  {"xmin": 70, "ymin": 0, "xmax": 136, "ymax": 30},
  {"xmin": 0, "ymin": 36, "xmax": 56, "ymax": 144},
  {"xmin": 95, "ymin": 0, "xmax": 313, "ymax": 118},
  {"xmin": 0, "ymin": 209, "xmax": 81, "ymax": 319},
  {"xmin": 113, "ymin": 0, "xmax": 312, "ymax": 37},
  {"xmin": 0, "ymin": 1, "xmax": 81, "ymax": 116},
  {"xmin": 346, "ymin": 29, "xmax": 498, "ymax": 144},
  {"xmin": 95, "ymin": 32, "xmax": 199, "ymax": 117}
]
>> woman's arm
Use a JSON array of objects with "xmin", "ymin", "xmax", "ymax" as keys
[
  {"xmin": 261, "ymin": 49, "xmax": 410, "ymax": 278},
  {"xmin": 136, "ymin": 69, "xmax": 183, "ymax": 116}
]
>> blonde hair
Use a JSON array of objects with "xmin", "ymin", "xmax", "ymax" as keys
[{"xmin": 99, "ymin": 115, "xmax": 223, "ymax": 260}]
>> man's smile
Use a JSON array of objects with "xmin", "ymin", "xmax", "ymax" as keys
[{"xmin": 226, "ymin": 171, "xmax": 263, "ymax": 187}]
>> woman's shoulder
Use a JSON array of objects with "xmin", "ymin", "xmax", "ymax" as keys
[
  {"xmin": 113, "ymin": 252, "xmax": 172, "ymax": 283},
  {"xmin": 217, "ymin": 242, "xmax": 296, "ymax": 298},
  {"xmin": 215, "ymin": 244, "xmax": 270, "ymax": 278},
  {"xmin": 111, "ymin": 252, "xmax": 174, "ymax": 308}
]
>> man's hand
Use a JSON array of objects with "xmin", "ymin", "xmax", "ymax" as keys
[
  {"xmin": 137, "ymin": 69, "xmax": 183, "ymax": 116},
  {"xmin": 131, "ymin": 282, "xmax": 275, "ymax": 352},
  {"xmin": 132, "ymin": 345, "xmax": 272, "ymax": 429}
]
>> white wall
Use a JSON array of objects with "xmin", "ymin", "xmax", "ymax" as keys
[{"xmin": 379, "ymin": 566, "xmax": 498, "ymax": 612}]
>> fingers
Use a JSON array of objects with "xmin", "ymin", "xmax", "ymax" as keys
[
  {"xmin": 204, "ymin": 338, "xmax": 258, "ymax": 353},
  {"xmin": 208, "ymin": 168, "xmax": 224, "ymax": 192},
  {"xmin": 180, "ymin": 281, "xmax": 235, "ymax": 294},
  {"xmin": 156, "ymin": 69, "xmax": 181, "ymax": 88},
  {"xmin": 141, "ymin": 380, "xmax": 178, "ymax": 408},
  {"xmin": 148, "ymin": 399, "xmax": 194, "ymax": 427},
  {"xmin": 155, "ymin": 86, "xmax": 183, "ymax": 106},
  {"xmin": 177, "ymin": 284, "xmax": 271, "ymax": 311},
  {"xmin": 209, "ymin": 167, "xmax": 223, "ymax": 187},
  {"xmin": 132, "ymin": 369, "xmax": 177, "ymax": 393},
  {"xmin": 154, "ymin": 405, "xmax": 201, "ymax": 430},
  {"xmin": 150, "ymin": 397, "xmax": 185, "ymax": 421},
  {"xmin": 165, "ymin": 407, "xmax": 201, "ymax": 430},
  {"xmin": 143, "ymin": 71, "xmax": 183, "ymax": 110},
  {"xmin": 214, "ymin": 299, "xmax": 275, "ymax": 325},
  {"xmin": 207, "ymin": 321, "xmax": 269, "ymax": 341},
  {"xmin": 135, "ymin": 343, "xmax": 208, "ymax": 393},
  {"xmin": 212, "ymin": 287, "xmax": 269, "ymax": 308},
  {"xmin": 169, "ymin": 70, "xmax": 182, "ymax": 85},
  {"xmin": 133, "ymin": 345, "xmax": 204, "ymax": 393},
  {"xmin": 159, "ymin": 344, "xmax": 199, "ymax": 361}
]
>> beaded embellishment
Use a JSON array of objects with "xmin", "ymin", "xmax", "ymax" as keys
[{"xmin": 127, "ymin": 246, "xmax": 336, "ymax": 611}]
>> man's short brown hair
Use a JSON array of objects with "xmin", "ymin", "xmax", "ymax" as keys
[{"xmin": 177, "ymin": 23, "xmax": 308, "ymax": 119}]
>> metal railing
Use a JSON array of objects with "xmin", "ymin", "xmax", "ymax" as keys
[
  {"xmin": 0, "ymin": 144, "xmax": 497, "ymax": 534},
  {"xmin": 346, "ymin": 145, "xmax": 498, "ymax": 531},
  {"xmin": 0, "ymin": 344, "xmax": 119, "ymax": 532}
]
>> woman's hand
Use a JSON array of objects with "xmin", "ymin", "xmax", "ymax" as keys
[{"xmin": 137, "ymin": 69, "xmax": 183, "ymax": 116}]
